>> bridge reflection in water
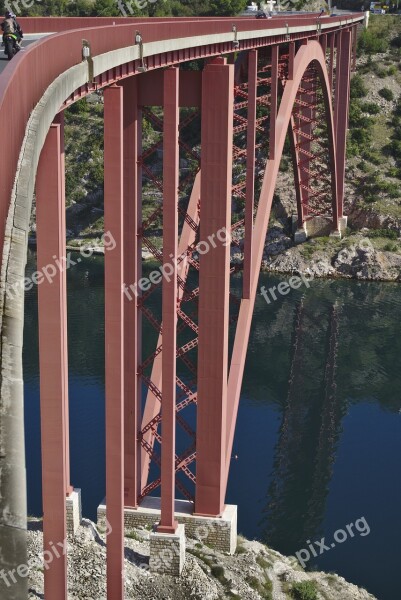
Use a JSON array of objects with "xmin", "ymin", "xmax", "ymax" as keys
[{"xmin": 262, "ymin": 299, "xmax": 344, "ymax": 553}]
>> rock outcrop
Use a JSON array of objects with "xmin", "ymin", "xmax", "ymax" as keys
[{"xmin": 27, "ymin": 519, "xmax": 377, "ymax": 600}]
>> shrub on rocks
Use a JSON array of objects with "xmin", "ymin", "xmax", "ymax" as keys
[
  {"xmin": 379, "ymin": 88, "xmax": 394, "ymax": 101},
  {"xmin": 291, "ymin": 580, "xmax": 318, "ymax": 600}
]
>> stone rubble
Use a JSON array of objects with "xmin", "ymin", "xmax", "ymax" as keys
[{"xmin": 27, "ymin": 520, "xmax": 378, "ymax": 600}]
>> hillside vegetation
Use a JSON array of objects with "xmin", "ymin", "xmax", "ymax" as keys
[
  {"xmin": 344, "ymin": 16, "xmax": 401, "ymax": 243},
  {"xmin": 0, "ymin": 0, "xmax": 248, "ymax": 18}
]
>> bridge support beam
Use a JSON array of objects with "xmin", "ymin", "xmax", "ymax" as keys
[
  {"xmin": 36, "ymin": 122, "xmax": 70, "ymax": 600},
  {"xmin": 334, "ymin": 29, "xmax": 351, "ymax": 223},
  {"xmin": 104, "ymin": 84, "xmax": 125, "ymax": 600},
  {"xmin": 122, "ymin": 76, "xmax": 142, "ymax": 509},
  {"xmin": 269, "ymin": 45, "xmax": 278, "ymax": 160},
  {"xmin": 196, "ymin": 57, "xmax": 233, "ymax": 517},
  {"xmin": 158, "ymin": 66, "xmax": 179, "ymax": 534},
  {"xmin": 244, "ymin": 49, "xmax": 257, "ymax": 300}
]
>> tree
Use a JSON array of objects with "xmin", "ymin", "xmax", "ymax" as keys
[
  {"xmin": 91, "ymin": 0, "xmax": 120, "ymax": 16},
  {"xmin": 207, "ymin": 0, "xmax": 247, "ymax": 16}
]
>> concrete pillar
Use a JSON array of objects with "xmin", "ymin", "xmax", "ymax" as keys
[
  {"xmin": 150, "ymin": 524, "xmax": 185, "ymax": 576},
  {"xmin": 104, "ymin": 84, "xmax": 125, "ymax": 600},
  {"xmin": 196, "ymin": 57, "xmax": 233, "ymax": 517},
  {"xmin": 66, "ymin": 488, "xmax": 82, "ymax": 537},
  {"xmin": 36, "ymin": 122, "xmax": 69, "ymax": 600}
]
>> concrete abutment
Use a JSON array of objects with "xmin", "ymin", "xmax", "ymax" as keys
[{"xmin": 97, "ymin": 497, "xmax": 237, "ymax": 574}]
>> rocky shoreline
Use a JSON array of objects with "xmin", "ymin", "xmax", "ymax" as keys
[
  {"xmin": 43, "ymin": 225, "xmax": 400, "ymax": 283},
  {"xmin": 27, "ymin": 519, "xmax": 377, "ymax": 600},
  {"xmin": 260, "ymin": 226, "xmax": 401, "ymax": 282}
]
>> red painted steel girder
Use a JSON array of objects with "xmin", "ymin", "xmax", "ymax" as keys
[{"xmin": 225, "ymin": 40, "xmax": 339, "ymax": 496}]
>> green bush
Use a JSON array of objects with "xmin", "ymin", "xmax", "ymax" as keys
[
  {"xmin": 368, "ymin": 229, "xmax": 398, "ymax": 239},
  {"xmin": 360, "ymin": 102, "xmax": 380, "ymax": 115},
  {"xmin": 387, "ymin": 65, "xmax": 398, "ymax": 76},
  {"xmin": 362, "ymin": 150, "xmax": 381, "ymax": 165},
  {"xmin": 350, "ymin": 75, "xmax": 368, "ymax": 99},
  {"xmin": 360, "ymin": 160, "xmax": 372, "ymax": 172},
  {"xmin": 279, "ymin": 157, "xmax": 290, "ymax": 172},
  {"xmin": 384, "ymin": 241, "xmax": 398, "ymax": 251},
  {"xmin": 349, "ymin": 126, "xmax": 373, "ymax": 148},
  {"xmin": 291, "ymin": 581, "xmax": 318, "ymax": 600},
  {"xmin": 358, "ymin": 29, "xmax": 389, "ymax": 55},
  {"xmin": 69, "ymin": 98, "xmax": 90, "ymax": 114},
  {"xmin": 386, "ymin": 139, "xmax": 401, "ymax": 160},
  {"xmin": 387, "ymin": 166, "xmax": 400, "ymax": 177},
  {"xmin": 391, "ymin": 33, "xmax": 401, "ymax": 48},
  {"xmin": 379, "ymin": 88, "xmax": 394, "ymax": 101},
  {"xmin": 348, "ymin": 101, "xmax": 372, "ymax": 130},
  {"xmin": 394, "ymin": 98, "xmax": 401, "ymax": 117},
  {"xmin": 380, "ymin": 181, "xmax": 400, "ymax": 198},
  {"xmin": 361, "ymin": 174, "xmax": 400, "ymax": 201},
  {"xmin": 375, "ymin": 66, "xmax": 388, "ymax": 79},
  {"xmin": 211, "ymin": 565, "xmax": 225, "ymax": 581}
]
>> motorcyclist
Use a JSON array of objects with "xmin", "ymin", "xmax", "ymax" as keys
[
  {"xmin": 256, "ymin": 9, "xmax": 272, "ymax": 18},
  {"xmin": 1, "ymin": 11, "xmax": 23, "ymax": 50}
]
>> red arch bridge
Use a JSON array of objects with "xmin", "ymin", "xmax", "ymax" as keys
[{"xmin": 0, "ymin": 12, "xmax": 364, "ymax": 600}]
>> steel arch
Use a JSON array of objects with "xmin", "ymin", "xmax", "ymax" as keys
[{"xmin": 225, "ymin": 39, "xmax": 338, "ymax": 485}]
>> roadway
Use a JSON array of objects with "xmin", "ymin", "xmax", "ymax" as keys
[{"xmin": 0, "ymin": 33, "xmax": 50, "ymax": 75}]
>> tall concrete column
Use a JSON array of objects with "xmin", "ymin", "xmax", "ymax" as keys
[
  {"xmin": 104, "ymin": 84, "xmax": 125, "ymax": 600},
  {"xmin": 196, "ymin": 57, "xmax": 233, "ymax": 517},
  {"xmin": 36, "ymin": 122, "xmax": 69, "ymax": 600}
]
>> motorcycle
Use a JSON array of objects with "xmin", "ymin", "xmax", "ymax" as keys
[{"xmin": 3, "ymin": 33, "xmax": 19, "ymax": 61}]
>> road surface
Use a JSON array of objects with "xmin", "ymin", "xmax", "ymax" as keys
[{"xmin": 0, "ymin": 33, "xmax": 50, "ymax": 75}]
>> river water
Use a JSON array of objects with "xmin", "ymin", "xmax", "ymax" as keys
[{"xmin": 23, "ymin": 250, "xmax": 401, "ymax": 600}]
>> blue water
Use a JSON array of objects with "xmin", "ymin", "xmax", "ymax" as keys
[{"xmin": 23, "ymin": 250, "xmax": 401, "ymax": 599}]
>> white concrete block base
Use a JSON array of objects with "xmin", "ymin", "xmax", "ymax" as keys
[
  {"xmin": 339, "ymin": 215, "xmax": 348, "ymax": 234},
  {"xmin": 293, "ymin": 215, "xmax": 347, "ymax": 241},
  {"xmin": 304, "ymin": 216, "xmax": 332, "ymax": 238},
  {"xmin": 329, "ymin": 216, "xmax": 348, "ymax": 239},
  {"xmin": 294, "ymin": 228, "xmax": 307, "ymax": 244},
  {"xmin": 66, "ymin": 488, "xmax": 82, "ymax": 537},
  {"xmin": 149, "ymin": 523, "xmax": 186, "ymax": 576},
  {"xmin": 97, "ymin": 497, "xmax": 238, "ymax": 554}
]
